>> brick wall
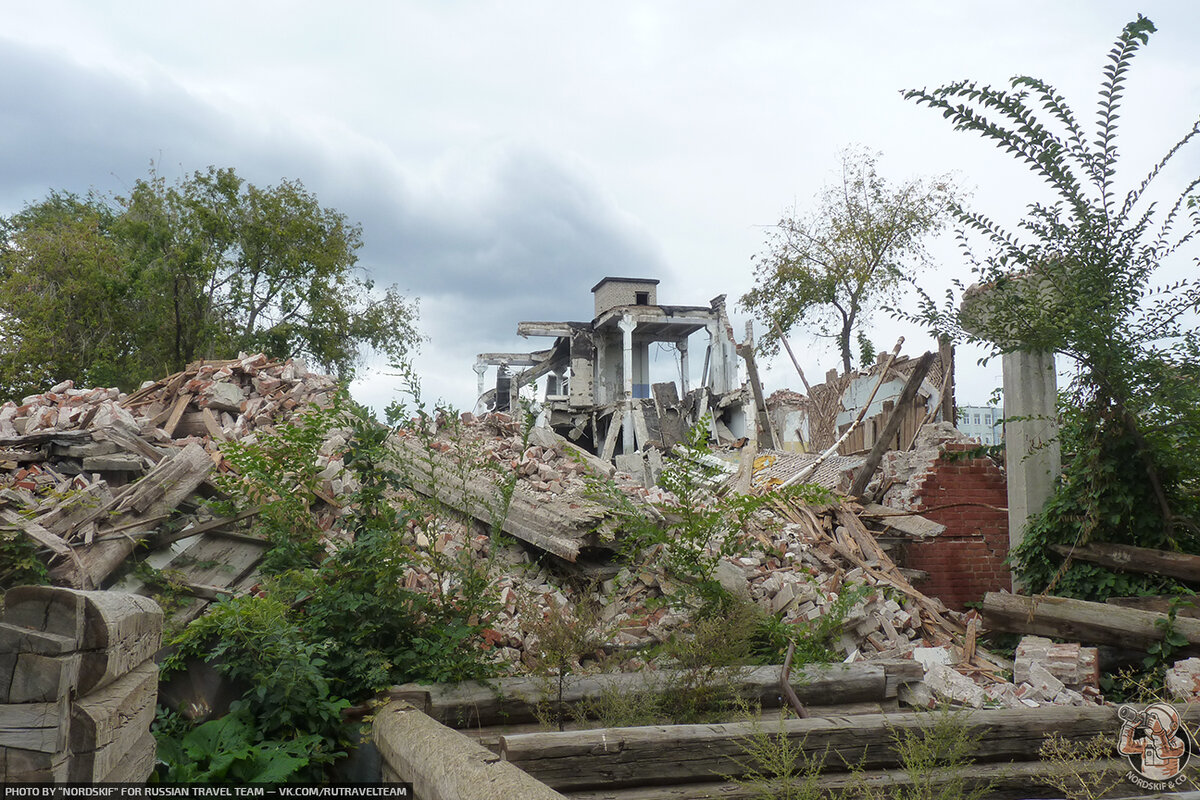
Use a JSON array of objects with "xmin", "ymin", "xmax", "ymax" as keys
[{"xmin": 902, "ymin": 443, "xmax": 1011, "ymax": 610}]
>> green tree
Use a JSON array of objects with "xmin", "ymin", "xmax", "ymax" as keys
[
  {"xmin": 0, "ymin": 192, "xmax": 145, "ymax": 393},
  {"xmin": 903, "ymin": 15, "xmax": 1200, "ymax": 594},
  {"xmin": 739, "ymin": 147, "xmax": 958, "ymax": 374},
  {"xmin": 0, "ymin": 166, "xmax": 420, "ymax": 398}
]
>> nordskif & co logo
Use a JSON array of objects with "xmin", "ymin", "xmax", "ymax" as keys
[{"xmin": 1117, "ymin": 703, "xmax": 1195, "ymax": 790}]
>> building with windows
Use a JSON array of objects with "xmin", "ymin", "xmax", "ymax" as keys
[{"xmin": 958, "ymin": 404, "xmax": 1003, "ymax": 445}]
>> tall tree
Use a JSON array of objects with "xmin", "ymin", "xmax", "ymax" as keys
[
  {"xmin": 740, "ymin": 147, "xmax": 958, "ymax": 374},
  {"xmin": 904, "ymin": 15, "xmax": 1200, "ymax": 596},
  {"xmin": 0, "ymin": 167, "xmax": 420, "ymax": 399}
]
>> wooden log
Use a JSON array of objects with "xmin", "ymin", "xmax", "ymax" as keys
[
  {"xmin": 1106, "ymin": 596, "xmax": 1200, "ymax": 619},
  {"xmin": 373, "ymin": 701, "xmax": 568, "ymax": 800},
  {"xmin": 0, "ymin": 743, "xmax": 70, "ymax": 782},
  {"xmin": 0, "ymin": 697, "xmax": 69, "ymax": 752},
  {"xmin": 981, "ymin": 591, "xmax": 1200, "ymax": 654},
  {"xmin": 393, "ymin": 436, "xmax": 620, "ymax": 562},
  {"xmin": 68, "ymin": 662, "xmax": 158, "ymax": 781},
  {"xmin": 69, "ymin": 660, "xmax": 158, "ymax": 754},
  {"xmin": 2, "ymin": 652, "xmax": 81, "ymax": 703},
  {"xmin": 98, "ymin": 728, "xmax": 156, "ymax": 783},
  {"xmin": 50, "ymin": 442, "xmax": 213, "ymax": 587},
  {"xmin": 499, "ymin": 706, "xmax": 1146, "ymax": 792},
  {"xmin": 2, "ymin": 586, "xmax": 163, "ymax": 695},
  {"xmin": 0, "ymin": 508, "xmax": 71, "ymax": 558},
  {"xmin": 1052, "ymin": 542, "xmax": 1200, "ymax": 584},
  {"xmin": 563, "ymin": 758, "xmax": 1131, "ymax": 800},
  {"xmin": 161, "ymin": 392, "xmax": 192, "ymax": 437},
  {"xmin": 393, "ymin": 662, "xmax": 916, "ymax": 729}
]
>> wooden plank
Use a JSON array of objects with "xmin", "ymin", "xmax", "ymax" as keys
[
  {"xmin": 374, "ymin": 701, "xmax": 569, "ymax": 800},
  {"xmin": 161, "ymin": 392, "xmax": 192, "ymax": 438},
  {"xmin": 501, "ymin": 705, "xmax": 1181, "ymax": 792},
  {"xmin": 200, "ymin": 407, "xmax": 227, "ymax": 440},
  {"xmin": 848, "ymin": 352, "xmax": 935, "ymax": 499},
  {"xmin": 564, "ymin": 759, "xmax": 1132, "ymax": 800},
  {"xmin": 396, "ymin": 662, "xmax": 899, "ymax": 729},
  {"xmin": 0, "ymin": 508, "xmax": 71, "ymax": 557},
  {"xmin": 1051, "ymin": 541, "xmax": 1200, "ymax": 584},
  {"xmin": 982, "ymin": 591, "xmax": 1200, "ymax": 653}
]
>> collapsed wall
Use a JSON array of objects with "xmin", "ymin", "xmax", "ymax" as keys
[{"xmin": 877, "ymin": 423, "xmax": 1011, "ymax": 610}]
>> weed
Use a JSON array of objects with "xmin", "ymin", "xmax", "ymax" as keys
[{"xmin": 1037, "ymin": 733, "xmax": 1124, "ymax": 800}]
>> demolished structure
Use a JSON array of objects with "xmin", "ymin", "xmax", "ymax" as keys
[{"xmin": 474, "ymin": 278, "xmax": 749, "ymax": 460}]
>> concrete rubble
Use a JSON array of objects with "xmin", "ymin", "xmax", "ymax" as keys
[{"xmin": 1, "ymin": 357, "xmax": 1109, "ymax": 712}]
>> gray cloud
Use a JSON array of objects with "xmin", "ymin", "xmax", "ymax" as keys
[{"xmin": 0, "ymin": 39, "xmax": 667, "ymax": 404}]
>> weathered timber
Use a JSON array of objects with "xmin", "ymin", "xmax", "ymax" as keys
[
  {"xmin": 500, "ymin": 705, "xmax": 1190, "ymax": 791},
  {"xmin": 373, "ymin": 701, "xmax": 568, "ymax": 800},
  {"xmin": 1106, "ymin": 596, "xmax": 1200, "ymax": 619},
  {"xmin": 1052, "ymin": 542, "xmax": 1200, "ymax": 584},
  {"xmin": 563, "ymin": 759, "xmax": 1133, "ymax": 800},
  {"xmin": 50, "ymin": 443, "xmax": 213, "ymax": 587},
  {"xmin": 69, "ymin": 660, "xmax": 158, "ymax": 753},
  {"xmin": 0, "ymin": 743, "xmax": 70, "ymax": 782},
  {"xmin": 2, "ymin": 652, "xmax": 81, "ymax": 703},
  {"xmin": 528, "ymin": 427, "xmax": 615, "ymax": 479},
  {"xmin": 0, "ymin": 698, "xmax": 69, "ymax": 752},
  {"xmin": 68, "ymin": 671, "xmax": 158, "ymax": 781},
  {"xmin": 848, "ymin": 352, "xmax": 935, "ymax": 499},
  {"xmin": 98, "ymin": 729, "xmax": 156, "ymax": 783},
  {"xmin": 0, "ymin": 508, "xmax": 71, "ymax": 558},
  {"xmin": 981, "ymin": 591, "xmax": 1200, "ymax": 654},
  {"xmin": 392, "ymin": 662, "xmax": 918, "ymax": 728},
  {"xmin": 392, "ymin": 436, "xmax": 620, "ymax": 562},
  {"xmin": 2, "ymin": 586, "xmax": 163, "ymax": 695}
]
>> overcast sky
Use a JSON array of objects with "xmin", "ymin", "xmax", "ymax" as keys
[{"xmin": 4, "ymin": 2, "xmax": 1198, "ymax": 413}]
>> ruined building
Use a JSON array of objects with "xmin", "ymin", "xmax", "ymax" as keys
[{"xmin": 473, "ymin": 277, "xmax": 749, "ymax": 459}]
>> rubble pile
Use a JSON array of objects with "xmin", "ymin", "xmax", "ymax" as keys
[
  {"xmin": 0, "ymin": 355, "xmax": 343, "ymax": 594},
  {"xmin": 0, "ymin": 362, "xmax": 1157, "ymax": 714}
]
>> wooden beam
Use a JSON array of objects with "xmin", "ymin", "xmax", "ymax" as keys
[
  {"xmin": 374, "ymin": 701, "xmax": 568, "ymax": 800},
  {"xmin": 500, "ymin": 705, "xmax": 1163, "ymax": 792},
  {"xmin": 981, "ymin": 591, "xmax": 1200, "ymax": 653},
  {"xmin": 848, "ymin": 351, "xmax": 935, "ymax": 499},
  {"xmin": 1051, "ymin": 541, "xmax": 1200, "ymax": 584}
]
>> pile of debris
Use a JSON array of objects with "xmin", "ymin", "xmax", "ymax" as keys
[
  {"xmin": 0, "ymin": 355, "xmax": 341, "ymax": 603},
  {"xmin": 0, "ymin": 360, "xmax": 1110, "ymax": 712}
]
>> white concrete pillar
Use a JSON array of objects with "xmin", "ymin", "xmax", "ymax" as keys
[
  {"xmin": 473, "ymin": 362, "xmax": 488, "ymax": 402},
  {"xmin": 619, "ymin": 314, "xmax": 637, "ymax": 455},
  {"xmin": 679, "ymin": 339, "xmax": 690, "ymax": 394},
  {"xmin": 1002, "ymin": 349, "xmax": 1061, "ymax": 587}
]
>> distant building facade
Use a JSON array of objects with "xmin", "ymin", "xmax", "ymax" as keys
[{"xmin": 958, "ymin": 404, "xmax": 1003, "ymax": 445}]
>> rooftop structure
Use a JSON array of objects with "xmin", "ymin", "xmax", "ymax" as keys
[{"xmin": 474, "ymin": 277, "xmax": 746, "ymax": 459}]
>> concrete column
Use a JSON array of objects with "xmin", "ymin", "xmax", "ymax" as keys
[
  {"xmin": 1002, "ymin": 349, "xmax": 1061, "ymax": 587},
  {"xmin": 618, "ymin": 314, "xmax": 637, "ymax": 455},
  {"xmin": 679, "ymin": 339, "xmax": 690, "ymax": 394},
  {"xmin": 473, "ymin": 362, "xmax": 488, "ymax": 401}
]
